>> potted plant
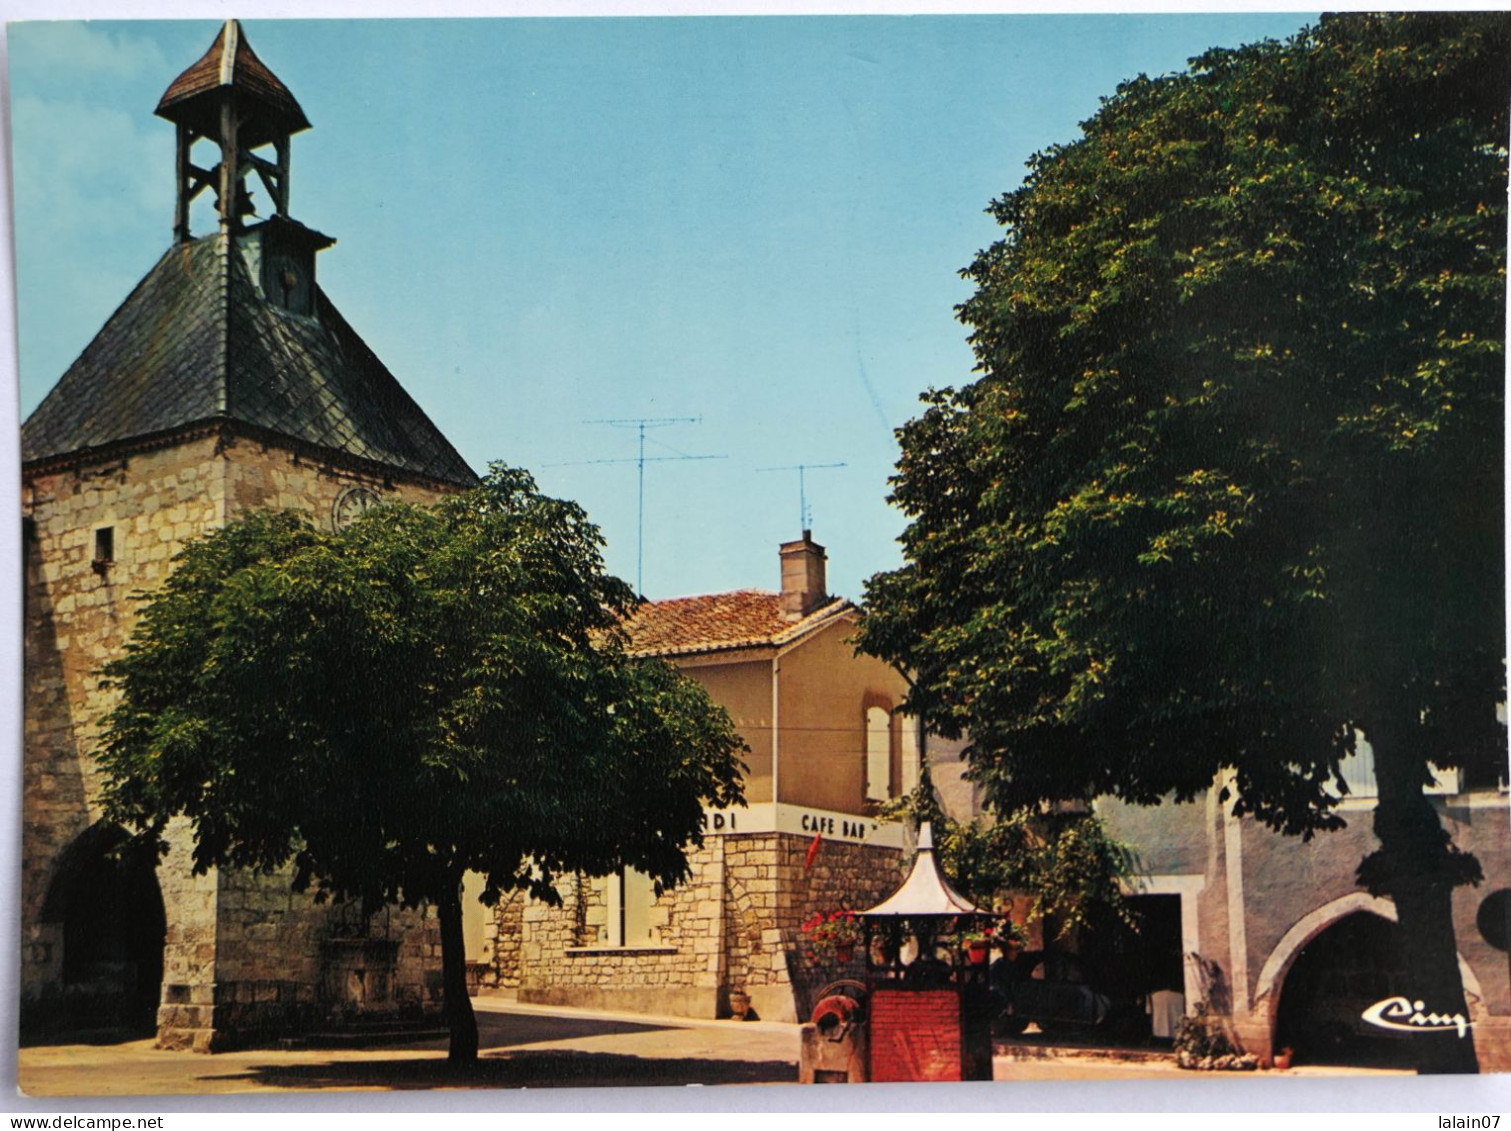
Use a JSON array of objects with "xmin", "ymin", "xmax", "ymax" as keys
[
  {"xmin": 801, "ymin": 910, "xmax": 864, "ymax": 964},
  {"xmin": 958, "ymin": 925, "xmax": 995, "ymax": 965},
  {"xmin": 996, "ymin": 919, "xmax": 1029, "ymax": 959}
]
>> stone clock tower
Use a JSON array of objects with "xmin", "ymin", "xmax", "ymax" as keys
[{"xmin": 21, "ymin": 22, "xmax": 478, "ymax": 1051}]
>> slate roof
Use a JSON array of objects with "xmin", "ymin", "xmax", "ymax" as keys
[
  {"xmin": 156, "ymin": 20, "xmax": 309, "ymax": 144},
  {"xmin": 623, "ymin": 589, "xmax": 853, "ymax": 658},
  {"xmin": 21, "ymin": 232, "xmax": 478, "ymax": 487}
]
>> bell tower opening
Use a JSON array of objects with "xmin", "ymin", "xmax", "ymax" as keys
[
  {"xmin": 156, "ymin": 19, "xmax": 309, "ymax": 240},
  {"xmin": 155, "ymin": 20, "xmax": 334, "ymax": 316}
]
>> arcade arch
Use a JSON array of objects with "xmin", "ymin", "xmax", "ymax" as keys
[
  {"xmin": 40, "ymin": 822, "xmax": 166, "ymax": 1036},
  {"xmin": 1252, "ymin": 892, "xmax": 1485, "ymax": 1066}
]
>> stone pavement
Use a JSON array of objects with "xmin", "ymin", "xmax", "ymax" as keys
[
  {"xmin": 17, "ymin": 995, "xmax": 1404, "ymax": 1097},
  {"xmin": 18, "ymin": 996, "xmax": 802, "ymax": 1096}
]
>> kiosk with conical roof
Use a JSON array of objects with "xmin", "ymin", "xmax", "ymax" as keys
[{"xmin": 855, "ymin": 823, "xmax": 1000, "ymax": 1082}]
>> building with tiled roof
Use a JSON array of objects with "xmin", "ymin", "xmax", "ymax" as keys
[
  {"xmin": 21, "ymin": 21, "xmax": 469, "ymax": 1051},
  {"xmin": 622, "ymin": 589, "xmax": 852, "ymax": 658},
  {"xmin": 477, "ymin": 533, "xmax": 924, "ymax": 1023}
]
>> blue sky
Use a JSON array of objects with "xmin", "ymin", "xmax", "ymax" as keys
[{"xmin": 10, "ymin": 12, "xmax": 1318, "ymax": 601}]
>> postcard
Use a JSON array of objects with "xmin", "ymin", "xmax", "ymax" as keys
[{"xmin": 8, "ymin": 8, "xmax": 1511, "ymax": 1112}]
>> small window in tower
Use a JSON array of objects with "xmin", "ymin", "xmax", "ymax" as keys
[{"xmin": 92, "ymin": 527, "xmax": 115, "ymax": 575}]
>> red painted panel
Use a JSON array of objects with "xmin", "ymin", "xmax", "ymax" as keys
[{"xmin": 868, "ymin": 988, "xmax": 963, "ymax": 1082}]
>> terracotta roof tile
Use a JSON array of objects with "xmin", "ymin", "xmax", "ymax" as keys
[{"xmin": 623, "ymin": 590, "xmax": 852, "ymax": 657}]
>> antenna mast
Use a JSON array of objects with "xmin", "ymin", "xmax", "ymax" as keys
[
  {"xmin": 756, "ymin": 462, "xmax": 847, "ymax": 532},
  {"xmin": 550, "ymin": 417, "xmax": 723, "ymax": 595}
]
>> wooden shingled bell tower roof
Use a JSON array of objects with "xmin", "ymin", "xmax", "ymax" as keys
[
  {"xmin": 21, "ymin": 21, "xmax": 478, "ymax": 490},
  {"xmin": 157, "ymin": 19, "xmax": 310, "ymax": 141},
  {"xmin": 156, "ymin": 20, "xmax": 310, "ymax": 240}
]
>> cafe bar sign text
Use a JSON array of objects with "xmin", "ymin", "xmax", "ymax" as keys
[{"xmin": 699, "ymin": 803, "xmax": 906, "ymax": 848}]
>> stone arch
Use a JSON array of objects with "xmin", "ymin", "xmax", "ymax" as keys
[
  {"xmin": 1251, "ymin": 892, "xmax": 1487, "ymax": 1063},
  {"xmin": 1254, "ymin": 893, "xmax": 1487, "ymax": 1026},
  {"xmin": 39, "ymin": 821, "xmax": 166, "ymax": 1037}
]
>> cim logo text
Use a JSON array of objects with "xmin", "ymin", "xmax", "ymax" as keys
[{"xmin": 1361, "ymin": 995, "xmax": 1472, "ymax": 1038}]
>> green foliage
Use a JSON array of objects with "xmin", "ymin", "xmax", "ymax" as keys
[
  {"xmin": 99, "ymin": 462, "xmax": 746, "ymax": 919},
  {"xmin": 859, "ymin": 12, "xmax": 1508, "ymax": 836},
  {"xmin": 886, "ymin": 780, "xmax": 1138, "ymax": 936},
  {"xmin": 949, "ymin": 812, "xmax": 1137, "ymax": 936},
  {"xmin": 860, "ymin": 12, "xmax": 1508, "ymax": 1072}
]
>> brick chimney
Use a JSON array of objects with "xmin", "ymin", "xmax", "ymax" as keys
[{"xmin": 780, "ymin": 530, "xmax": 828, "ymax": 619}]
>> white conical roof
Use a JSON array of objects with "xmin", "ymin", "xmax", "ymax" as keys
[{"xmin": 858, "ymin": 822, "xmax": 981, "ymax": 917}]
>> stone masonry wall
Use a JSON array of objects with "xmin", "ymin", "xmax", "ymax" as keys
[
  {"xmin": 475, "ymin": 893, "xmax": 524, "ymax": 992},
  {"xmin": 23, "ymin": 433, "xmax": 456, "ymax": 1049},
  {"xmin": 517, "ymin": 841, "xmax": 729, "ymax": 1019},
  {"xmin": 767, "ymin": 834, "xmax": 906, "ymax": 1022},
  {"xmin": 23, "ymin": 439, "xmax": 229, "ymax": 1030},
  {"xmin": 180, "ymin": 441, "xmax": 451, "ymax": 1048},
  {"xmin": 510, "ymin": 831, "xmax": 904, "ymax": 1023}
]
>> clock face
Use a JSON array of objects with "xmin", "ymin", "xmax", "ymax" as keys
[{"xmin": 332, "ymin": 486, "xmax": 381, "ymax": 532}]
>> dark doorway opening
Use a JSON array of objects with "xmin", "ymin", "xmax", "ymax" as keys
[
  {"xmin": 996, "ymin": 894, "xmax": 1184, "ymax": 1044},
  {"xmin": 1273, "ymin": 911, "xmax": 1416, "ymax": 1069},
  {"xmin": 1076, "ymin": 894, "xmax": 1185, "ymax": 1038},
  {"xmin": 38, "ymin": 823, "xmax": 166, "ymax": 1040}
]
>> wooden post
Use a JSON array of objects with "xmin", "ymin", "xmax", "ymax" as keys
[
  {"xmin": 174, "ymin": 125, "xmax": 190, "ymax": 243},
  {"xmin": 217, "ymin": 96, "xmax": 238, "ymax": 232},
  {"xmin": 275, "ymin": 137, "xmax": 290, "ymax": 217}
]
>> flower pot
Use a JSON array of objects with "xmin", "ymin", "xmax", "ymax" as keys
[
  {"xmin": 967, "ymin": 943, "xmax": 989, "ymax": 965},
  {"xmin": 835, "ymin": 943, "xmax": 855, "ymax": 963}
]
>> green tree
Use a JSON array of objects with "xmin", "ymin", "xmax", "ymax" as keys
[
  {"xmin": 859, "ymin": 14, "xmax": 1507, "ymax": 1073},
  {"xmin": 98, "ymin": 466, "xmax": 746, "ymax": 1064}
]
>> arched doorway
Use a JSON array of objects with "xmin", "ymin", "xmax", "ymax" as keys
[
  {"xmin": 41, "ymin": 823, "xmax": 166, "ymax": 1038},
  {"xmin": 1272, "ymin": 910, "xmax": 1415, "ymax": 1068}
]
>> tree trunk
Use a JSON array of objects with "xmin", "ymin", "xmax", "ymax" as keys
[
  {"xmin": 1366, "ymin": 721, "xmax": 1480, "ymax": 1074},
  {"xmin": 438, "ymin": 883, "xmax": 479, "ymax": 1065}
]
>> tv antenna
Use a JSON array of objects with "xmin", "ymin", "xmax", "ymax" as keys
[
  {"xmin": 756, "ymin": 462, "xmax": 846, "ymax": 532},
  {"xmin": 546, "ymin": 417, "xmax": 724, "ymax": 595}
]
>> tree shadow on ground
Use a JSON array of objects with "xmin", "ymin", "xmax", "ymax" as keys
[
  {"xmin": 431, "ymin": 1013, "xmax": 675, "ymax": 1051},
  {"xmin": 205, "ymin": 1050, "xmax": 797, "ymax": 1090}
]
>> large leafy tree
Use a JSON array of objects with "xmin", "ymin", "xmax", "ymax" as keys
[
  {"xmin": 99, "ymin": 466, "xmax": 746, "ymax": 1063},
  {"xmin": 859, "ymin": 14, "xmax": 1507, "ymax": 1072}
]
